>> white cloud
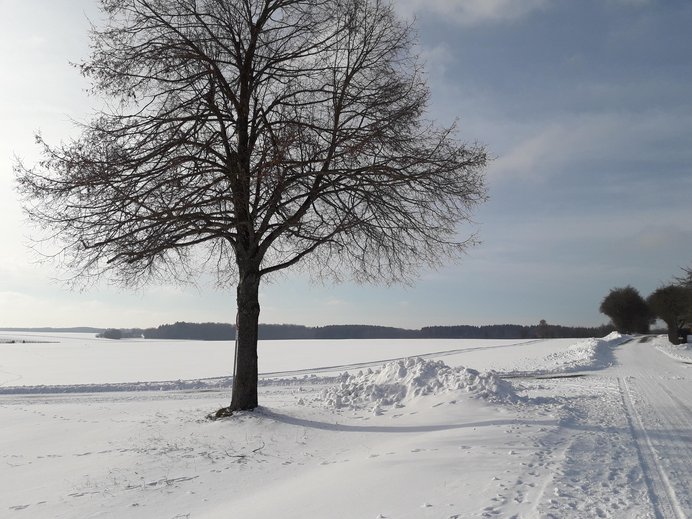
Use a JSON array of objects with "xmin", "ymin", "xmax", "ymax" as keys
[
  {"xmin": 419, "ymin": 44, "xmax": 454, "ymax": 80},
  {"xmin": 396, "ymin": 0, "xmax": 550, "ymax": 25},
  {"xmin": 488, "ymin": 110, "xmax": 692, "ymax": 184},
  {"xmin": 486, "ymin": 116, "xmax": 617, "ymax": 183},
  {"xmin": 489, "ymin": 123, "xmax": 565, "ymax": 182}
]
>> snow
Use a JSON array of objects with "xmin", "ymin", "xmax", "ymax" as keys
[
  {"xmin": 322, "ymin": 357, "xmax": 519, "ymax": 411},
  {"xmin": 653, "ymin": 334, "xmax": 692, "ymax": 362},
  {"xmin": 0, "ymin": 333, "xmax": 536, "ymax": 386},
  {"xmin": 501, "ymin": 332, "xmax": 631, "ymax": 376},
  {"xmin": 1, "ymin": 332, "xmax": 691, "ymax": 518}
]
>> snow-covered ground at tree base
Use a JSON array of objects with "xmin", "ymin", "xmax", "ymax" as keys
[{"xmin": 1, "ymin": 332, "xmax": 691, "ymax": 518}]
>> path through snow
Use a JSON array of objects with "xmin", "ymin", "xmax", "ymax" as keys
[{"xmin": 486, "ymin": 336, "xmax": 692, "ymax": 518}]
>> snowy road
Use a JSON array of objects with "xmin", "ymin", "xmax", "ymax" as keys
[
  {"xmin": 615, "ymin": 339, "xmax": 692, "ymax": 518},
  {"xmin": 510, "ymin": 338, "xmax": 692, "ymax": 518}
]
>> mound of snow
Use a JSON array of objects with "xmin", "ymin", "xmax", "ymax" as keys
[
  {"xmin": 528, "ymin": 333, "xmax": 630, "ymax": 375},
  {"xmin": 322, "ymin": 357, "xmax": 518, "ymax": 410},
  {"xmin": 602, "ymin": 331, "xmax": 628, "ymax": 342}
]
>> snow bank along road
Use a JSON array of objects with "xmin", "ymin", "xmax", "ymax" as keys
[{"xmin": 0, "ymin": 335, "xmax": 691, "ymax": 518}]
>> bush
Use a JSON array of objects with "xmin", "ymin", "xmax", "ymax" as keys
[
  {"xmin": 98, "ymin": 328, "xmax": 123, "ymax": 340},
  {"xmin": 599, "ymin": 286, "xmax": 651, "ymax": 334}
]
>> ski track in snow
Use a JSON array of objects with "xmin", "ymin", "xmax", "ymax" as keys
[
  {"xmin": 616, "ymin": 340, "xmax": 692, "ymax": 518},
  {"xmin": 1, "ymin": 333, "xmax": 691, "ymax": 518}
]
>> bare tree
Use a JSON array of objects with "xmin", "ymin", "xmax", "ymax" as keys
[
  {"xmin": 675, "ymin": 265, "xmax": 692, "ymax": 288},
  {"xmin": 647, "ymin": 285, "xmax": 692, "ymax": 345},
  {"xmin": 16, "ymin": 0, "xmax": 487, "ymax": 413}
]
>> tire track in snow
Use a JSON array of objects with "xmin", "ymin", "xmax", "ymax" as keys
[
  {"xmin": 0, "ymin": 340, "xmax": 543, "ymax": 395},
  {"xmin": 524, "ymin": 376, "xmax": 651, "ymax": 518},
  {"xmin": 0, "ymin": 366, "xmax": 24, "ymax": 386},
  {"xmin": 656, "ymin": 381, "xmax": 692, "ymax": 417},
  {"xmin": 618, "ymin": 376, "xmax": 687, "ymax": 519},
  {"xmin": 259, "ymin": 339, "xmax": 545, "ymax": 379}
]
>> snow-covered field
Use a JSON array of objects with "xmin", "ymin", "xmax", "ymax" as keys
[{"xmin": 1, "ymin": 332, "xmax": 690, "ymax": 518}]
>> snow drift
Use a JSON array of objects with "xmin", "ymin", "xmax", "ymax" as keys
[
  {"xmin": 503, "ymin": 332, "xmax": 631, "ymax": 377},
  {"xmin": 322, "ymin": 357, "xmax": 518, "ymax": 411},
  {"xmin": 653, "ymin": 334, "xmax": 692, "ymax": 362}
]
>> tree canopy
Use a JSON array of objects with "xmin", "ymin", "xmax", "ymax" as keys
[
  {"xmin": 16, "ymin": 0, "xmax": 487, "ymax": 412},
  {"xmin": 599, "ymin": 286, "xmax": 651, "ymax": 334},
  {"xmin": 648, "ymin": 284, "xmax": 692, "ymax": 345}
]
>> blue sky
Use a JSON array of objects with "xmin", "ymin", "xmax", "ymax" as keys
[{"xmin": 1, "ymin": 0, "xmax": 691, "ymax": 329}]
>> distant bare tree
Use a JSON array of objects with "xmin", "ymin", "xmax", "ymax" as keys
[
  {"xmin": 647, "ymin": 285, "xmax": 692, "ymax": 345},
  {"xmin": 675, "ymin": 265, "xmax": 692, "ymax": 288},
  {"xmin": 16, "ymin": 0, "xmax": 487, "ymax": 413}
]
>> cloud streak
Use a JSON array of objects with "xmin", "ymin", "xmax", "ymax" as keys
[
  {"xmin": 488, "ymin": 109, "xmax": 692, "ymax": 187},
  {"xmin": 397, "ymin": 0, "xmax": 550, "ymax": 25}
]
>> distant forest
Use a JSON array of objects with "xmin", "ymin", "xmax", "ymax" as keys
[{"xmin": 100, "ymin": 321, "xmax": 615, "ymax": 341}]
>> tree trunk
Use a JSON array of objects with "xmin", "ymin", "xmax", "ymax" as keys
[
  {"xmin": 230, "ymin": 267, "xmax": 261, "ymax": 411},
  {"xmin": 666, "ymin": 321, "xmax": 680, "ymax": 345}
]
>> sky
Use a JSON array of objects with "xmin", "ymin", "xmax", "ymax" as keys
[{"xmin": 1, "ymin": 0, "xmax": 691, "ymax": 330}]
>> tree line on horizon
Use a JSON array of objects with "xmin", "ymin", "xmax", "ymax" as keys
[{"xmin": 98, "ymin": 321, "xmax": 615, "ymax": 342}]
